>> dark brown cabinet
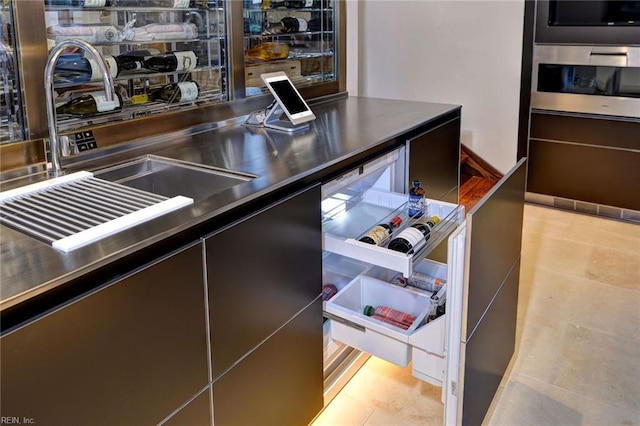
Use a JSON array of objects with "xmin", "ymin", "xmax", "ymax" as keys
[
  {"xmin": 0, "ymin": 243, "xmax": 209, "ymax": 425},
  {"xmin": 407, "ymin": 116, "xmax": 460, "ymax": 204},
  {"xmin": 528, "ymin": 111, "xmax": 640, "ymax": 212},
  {"xmin": 212, "ymin": 300, "xmax": 323, "ymax": 426},
  {"xmin": 205, "ymin": 185, "xmax": 322, "ymax": 379},
  {"xmin": 204, "ymin": 185, "xmax": 324, "ymax": 425},
  {"xmin": 162, "ymin": 389, "xmax": 212, "ymax": 426}
]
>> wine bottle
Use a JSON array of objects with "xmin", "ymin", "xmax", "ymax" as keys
[
  {"xmin": 121, "ymin": 23, "xmax": 198, "ymax": 42},
  {"xmin": 53, "ymin": 53, "xmax": 116, "ymax": 83},
  {"xmin": 152, "ymin": 81, "xmax": 199, "ymax": 103},
  {"xmin": 109, "ymin": 0, "xmax": 193, "ymax": 7},
  {"xmin": 363, "ymin": 305, "xmax": 416, "ymax": 330},
  {"xmin": 387, "ymin": 215, "xmax": 440, "ymax": 254},
  {"xmin": 392, "ymin": 272, "xmax": 446, "ymax": 293},
  {"xmin": 142, "ymin": 51, "xmax": 198, "ymax": 72},
  {"xmin": 45, "ymin": 0, "xmax": 108, "ymax": 6},
  {"xmin": 56, "ymin": 92, "xmax": 122, "ymax": 116},
  {"xmin": 263, "ymin": 17, "xmax": 308, "ymax": 34},
  {"xmin": 270, "ymin": 0, "xmax": 315, "ymax": 8},
  {"xmin": 53, "ymin": 53, "xmax": 143, "ymax": 83},
  {"xmin": 408, "ymin": 180, "xmax": 425, "ymax": 218},
  {"xmin": 47, "ymin": 24, "xmax": 120, "ymax": 44},
  {"xmin": 358, "ymin": 216, "xmax": 402, "ymax": 245}
]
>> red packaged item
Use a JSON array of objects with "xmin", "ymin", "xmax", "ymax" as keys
[
  {"xmin": 363, "ymin": 305, "xmax": 416, "ymax": 330},
  {"xmin": 321, "ymin": 284, "xmax": 338, "ymax": 301}
]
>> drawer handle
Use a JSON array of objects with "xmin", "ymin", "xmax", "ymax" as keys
[{"xmin": 324, "ymin": 311, "xmax": 366, "ymax": 332}]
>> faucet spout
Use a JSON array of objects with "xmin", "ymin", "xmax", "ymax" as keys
[{"xmin": 44, "ymin": 39, "xmax": 116, "ymax": 178}]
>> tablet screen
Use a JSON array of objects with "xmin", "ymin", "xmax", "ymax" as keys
[{"xmin": 268, "ymin": 79, "xmax": 309, "ymax": 114}]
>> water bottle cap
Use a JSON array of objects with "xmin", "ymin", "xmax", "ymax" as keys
[{"xmin": 363, "ymin": 305, "xmax": 375, "ymax": 316}]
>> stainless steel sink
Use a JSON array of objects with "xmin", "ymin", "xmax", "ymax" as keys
[
  {"xmin": 0, "ymin": 156, "xmax": 256, "ymax": 253},
  {"xmin": 94, "ymin": 155, "xmax": 256, "ymax": 203}
]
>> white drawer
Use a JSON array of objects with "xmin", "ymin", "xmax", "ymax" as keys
[
  {"xmin": 323, "ymin": 188, "xmax": 464, "ymax": 277},
  {"xmin": 324, "ymin": 258, "xmax": 448, "ymax": 369}
]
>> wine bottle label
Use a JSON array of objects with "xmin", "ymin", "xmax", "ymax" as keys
[
  {"xmin": 362, "ymin": 225, "xmax": 389, "ymax": 245},
  {"xmin": 83, "ymin": 0, "xmax": 107, "ymax": 6},
  {"xmin": 304, "ymin": 0, "xmax": 313, "ymax": 6},
  {"xmin": 295, "ymin": 17, "xmax": 308, "ymax": 32},
  {"xmin": 176, "ymin": 82, "xmax": 199, "ymax": 101},
  {"xmin": 84, "ymin": 57, "xmax": 118, "ymax": 81},
  {"xmin": 173, "ymin": 0, "xmax": 190, "ymax": 6},
  {"xmin": 395, "ymin": 227, "xmax": 426, "ymax": 252},
  {"xmin": 89, "ymin": 92, "xmax": 120, "ymax": 112},
  {"xmin": 173, "ymin": 51, "xmax": 198, "ymax": 71}
]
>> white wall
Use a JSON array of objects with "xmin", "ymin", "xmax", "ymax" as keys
[{"xmin": 346, "ymin": 0, "xmax": 525, "ymax": 174}]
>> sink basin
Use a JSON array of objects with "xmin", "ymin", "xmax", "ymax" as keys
[
  {"xmin": 0, "ymin": 156, "xmax": 255, "ymax": 253},
  {"xmin": 94, "ymin": 155, "xmax": 256, "ymax": 203}
]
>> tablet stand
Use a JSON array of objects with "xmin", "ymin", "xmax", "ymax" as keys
[{"xmin": 263, "ymin": 103, "xmax": 310, "ymax": 133}]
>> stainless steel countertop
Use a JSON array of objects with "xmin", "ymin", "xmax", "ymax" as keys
[{"xmin": 0, "ymin": 96, "xmax": 460, "ymax": 311}]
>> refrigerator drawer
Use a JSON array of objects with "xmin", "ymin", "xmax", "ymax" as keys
[
  {"xmin": 324, "ymin": 258, "xmax": 448, "ymax": 369},
  {"xmin": 323, "ymin": 188, "xmax": 464, "ymax": 277}
]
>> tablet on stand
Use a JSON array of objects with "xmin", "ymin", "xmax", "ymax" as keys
[{"xmin": 260, "ymin": 71, "xmax": 316, "ymax": 133}]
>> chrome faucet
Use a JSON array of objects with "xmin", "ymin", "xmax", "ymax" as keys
[{"xmin": 44, "ymin": 39, "xmax": 116, "ymax": 178}]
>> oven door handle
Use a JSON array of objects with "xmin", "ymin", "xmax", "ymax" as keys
[{"xmin": 589, "ymin": 50, "xmax": 628, "ymax": 66}]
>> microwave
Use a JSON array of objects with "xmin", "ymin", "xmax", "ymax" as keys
[{"xmin": 535, "ymin": 0, "xmax": 640, "ymax": 45}]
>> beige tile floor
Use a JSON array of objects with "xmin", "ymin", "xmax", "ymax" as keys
[{"xmin": 312, "ymin": 204, "xmax": 640, "ymax": 426}]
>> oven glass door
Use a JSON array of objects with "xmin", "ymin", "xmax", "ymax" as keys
[
  {"xmin": 537, "ymin": 64, "xmax": 640, "ymax": 98},
  {"xmin": 532, "ymin": 45, "xmax": 640, "ymax": 118}
]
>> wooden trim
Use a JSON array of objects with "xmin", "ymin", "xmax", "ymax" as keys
[{"xmin": 461, "ymin": 144, "xmax": 503, "ymax": 181}]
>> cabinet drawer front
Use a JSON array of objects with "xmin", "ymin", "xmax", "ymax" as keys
[
  {"xmin": 530, "ymin": 112, "xmax": 640, "ymax": 150},
  {"xmin": 206, "ymin": 185, "xmax": 322, "ymax": 379},
  {"xmin": 0, "ymin": 243, "xmax": 208, "ymax": 425}
]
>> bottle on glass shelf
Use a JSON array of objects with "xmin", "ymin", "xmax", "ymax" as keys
[
  {"xmin": 407, "ymin": 180, "xmax": 425, "ymax": 218},
  {"xmin": 363, "ymin": 305, "xmax": 416, "ymax": 330},
  {"xmin": 151, "ymin": 81, "xmax": 199, "ymax": 103},
  {"xmin": 270, "ymin": 0, "xmax": 316, "ymax": 8},
  {"xmin": 56, "ymin": 91, "xmax": 122, "ymax": 116},
  {"xmin": 142, "ymin": 51, "xmax": 198, "ymax": 72},
  {"xmin": 263, "ymin": 17, "xmax": 308, "ymax": 34},
  {"xmin": 120, "ymin": 23, "xmax": 199, "ymax": 42},
  {"xmin": 109, "ymin": 0, "xmax": 195, "ymax": 7},
  {"xmin": 53, "ymin": 53, "xmax": 144, "ymax": 83},
  {"xmin": 47, "ymin": 24, "xmax": 120, "ymax": 44},
  {"xmin": 45, "ymin": 0, "xmax": 108, "ymax": 7},
  {"xmin": 358, "ymin": 216, "xmax": 402, "ymax": 245},
  {"xmin": 387, "ymin": 215, "xmax": 440, "ymax": 254}
]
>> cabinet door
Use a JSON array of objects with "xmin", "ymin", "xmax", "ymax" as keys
[
  {"xmin": 212, "ymin": 299, "xmax": 323, "ymax": 426},
  {"xmin": 205, "ymin": 184, "xmax": 322, "ymax": 379},
  {"xmin": 445, "ymin": 158, "xmax": 527, "ymax": 426},
  {"xmin": 0, "ymin": 243, "xmax": 209, "ymax": 425},
  {"xmin": 407, "ymin": 116, "xmax": 461, "ymax": 204}
]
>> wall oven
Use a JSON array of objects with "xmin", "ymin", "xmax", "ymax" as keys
[
  {"xmin": 532, "ymin": 44, "xmax": 640, "ymax": 118},
  {"xmin": 535, "ymin": 0, "xmax": 640, "ymax": 45}
]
